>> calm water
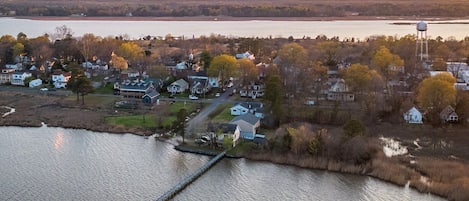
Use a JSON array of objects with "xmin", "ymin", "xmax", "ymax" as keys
[
  {"xmin": 0, "ymin": 17, "xmax": 468, "ymax": 40},
  {"xmin": 0, "ymin": 126, "xmax": 444, "ymax": 201}
]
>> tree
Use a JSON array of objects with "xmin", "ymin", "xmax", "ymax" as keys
[
  {"xmin": 200, "ymin": 50, "xmax": 212, "ymax": 70},
  {"xmin": 11, "ymin": 43, "xmax": 25, "ymax": 61},
  {"xmin": 432, "ymin": 58, "xmax": 447, "ymax": 71},
  {"xmin": 68, "ymin": 66, "xmax": 94, "ymax": 104},
  {"xmin": 52, "ymin": 25, "xmax": 74, "ymax": 41},
  {"xmin": 174, "ymin": 108, "xmax": 188, "ymax": 144},
  {"xmin": 277, "ymin": 43, "xmax": 307, "ymax": 94},
  {"xmin": 78, "ymin": 33, "xmax": 100, "ymax": 62},
  {"xmin": 371, "ymin": 46, "xmax": 404, "ymax": 88},
  {"xmin": 342, "ymin": 64, "xmax": 373, "ymax": 93},
  {"xmin": 110, "ymin": 52, "xmax": 128, "ymax": 72},
  {"xmin": 264, "ymin": 69, "xmax": 284, "ymax": 125},
  {"xmin": 417, "ymin": 73, "xmax": 457, "ymax": 125},
  {"xmin": 208, "ymin": 54, "xmax": 237, "ymax": 89},
  {"xmin": 237, "ymin": 58, "xmax": 258, "ymax": 86},
  {"xmin": 343, "ymin": 119, "xmax": 366, "ymax": 138},
  {"xmin": 116, "ymin": 42, "xmax": 144, "ymax": 67}
]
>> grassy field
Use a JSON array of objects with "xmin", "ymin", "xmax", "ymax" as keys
[{"xmin": 105, "ymin": 114, "xmax": 157, "ymax": 128}]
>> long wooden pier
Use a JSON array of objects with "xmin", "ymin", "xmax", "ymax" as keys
[{"xmin": 156, "ymin": 150, "xmax": 226, "ymax": 201}]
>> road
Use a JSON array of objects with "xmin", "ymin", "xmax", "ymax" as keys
[{"xmin": 185, "ymin": 90, "xmax": 233, "ymax": 135}]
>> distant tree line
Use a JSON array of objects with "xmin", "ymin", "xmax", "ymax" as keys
[{"xmin": 2, "ymin": 3, "xmax": 469, "ymax": 18}]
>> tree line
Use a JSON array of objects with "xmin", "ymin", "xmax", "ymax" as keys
[{"xmin": 2, "ymin": 3, "xmax": 469, "ymax": 18}]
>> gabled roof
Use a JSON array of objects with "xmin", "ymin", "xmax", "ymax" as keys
[
  {"xmin": 230, "ymin": 113, "xmax": 260, "ymax": 125},
  {"xmin": 143, "ymin": 90, "xmax": 160, "ymax": 98},
  {"xmin": 208, "ymin": 123, "xmax": 238, "ymax": 133},
  {"xmin": 171, "ymin": 78, "xmax": 189, "ymax": 87},
  {"xmin": 440, "ymin": 105, "xmax": 457, "ymax": 118},
  {"xmin": 237, "ymin": 102, "xmax": 263, "ymax": 110},
  {"xmin": 120, "ymin": 80, "xmax": 154, "ymax": 92},
  {"xmin": 405, "ymin": 106, "xmax": 421, "ymax": 115}
]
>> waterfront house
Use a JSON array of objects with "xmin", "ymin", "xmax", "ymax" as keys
[
  {"xmin": 117, "ymin": 79, "xmax": 159, "ymax": 104},
  {"xmin": 167, "ymin": 78, "xmax": 189, "ymax": 94},
  {"xmin": 230, "ymin": 102, "xmax": 264, "ymax": 118},
  {"xmin": 11, "ymin": 71, "xmax": 32, "ymax": 86},
  {"xmin": 207, "ymin": 123, "xmax": 240, "ymax": 148},
  {"xmin": 403, "ymin": 107, "xmax": 423, "ymax": 124},
  {"xmin": 230, "ymin": 113, "xmax": 260, "ymax": 140},
  {"xmin": 440, "ymin": 105, "xmax": 458, "ymax": 123}
]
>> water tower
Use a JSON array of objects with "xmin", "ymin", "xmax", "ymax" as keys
[{"xmin": 416, "ymin": 21, "xmax": 429, "ymax": 61}]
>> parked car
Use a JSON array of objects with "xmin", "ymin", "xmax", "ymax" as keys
[
  {"xmin": 189, "ymin": 95, "xmax": 199, "ymax": 100},
  {"xmin": 40, "ymin": 88, "xmax": 48, "ymax": 91},
  {"xmin": 215, "ymin": 93, "xmax": 220, "ymax": 97}
]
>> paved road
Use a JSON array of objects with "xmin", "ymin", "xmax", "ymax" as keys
[{"xmin": 185, "ymin": 90, "xmax": 233, "ymax": 135}]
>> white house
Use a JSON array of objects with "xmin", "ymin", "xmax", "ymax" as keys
[
  {"xmin": 208, "ymin": 123, "xmax": 241, "ymax": 147},
  {"xmin": 230, "ymin": 102, "xmax": 264, "ymax": 118},
  {"xmin": 11, "ymin": 71, "xmax": 32, "ymax": 86},
  {"xmin": 51, "ymin": 72, "xmax": 71, "ymax": 88},
  {"xmin": 29, "ymin": 79, "xmax": 42, "ymax": 88},
  {"xmin": 167, "ymin": 78, "xmax": 189, "ymax": 94},
  {"xmin": 403, "ymin": 107, "xmax": 423, "ymax": 124},
  {"xmin": 230, "ymin": 113, "xmax": 260, "ymax": 140},
  {"xmin": 0, "ymin": 68, "xmax": 14, "ymax": 84},
  {"xmin": 327, "ymin": 79, "xmax": 355, "ymax": 101}
]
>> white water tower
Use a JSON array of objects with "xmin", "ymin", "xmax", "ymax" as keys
[{"xmin": 416, "ymin": 21, "xmax": 429, "ymax": 61}]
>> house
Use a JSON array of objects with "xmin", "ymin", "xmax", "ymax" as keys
[
  {"xmin": 239, "ymin": 82, "xmax": 265, "ymax": 99},
  {"xmin": 167, "ymin": 79, "xmax": 189, "ymax": 94},
  {"xmin": 0, "ymin": 68, "xmax": 14, "ymax": 84},
  {"xmin": 235, "ymin": 51, "xmax": 255, "ymax": 61},
  {"xmin": 118, "ymin": 79, "xmax": 159, "ymax": 104},
  {"xmin": 11, "ymin": 71, "xmax": 32, "ymax": 86},
  {"xmin": 440, "ymin": 105, "xmax": 458, "ymax": 123},
  {"xmin": 403, "ymin": 107, "xmax": 423, "ymax": 124},
  {"xmin": 187, "ymin": 75, "xmax": 211, "ymax": 95},
  {"xmin": 327, "ymin": 79, "xmax": 354, "ymax": 101},
  {"xmin": 208, "ymin": 123, "xmax": 240, "ymax": 147},
  {"xmin": 51, "ymin": 71, "xmax": 71, "ymax": 88},
  {"xmin": 230, "ymin": 102, "xmax": 264, "ymax": 118},
  {"xmin": 447, "ymin": 62, "xmax": 469, "ymax": 81},
  {"xmin": 29, "ymin": 79, "xmax": 42, "ymax": 88},
  {"xmin": 230, "ymin": 113, "xmax": 260, "ymax": 140}
]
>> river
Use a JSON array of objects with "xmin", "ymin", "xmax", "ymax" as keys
[
  {"xmin": 0, "ymin": 17, "xmax": 469, "ymax": 40},
  {"xmin": 0, "ymin": 126, "xmax": 444, "ymax": 201}
]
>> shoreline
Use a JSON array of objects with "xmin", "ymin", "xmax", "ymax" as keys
[{"xmin": 10, "ymin": 15, "xmax": 469, "ymax": 22}]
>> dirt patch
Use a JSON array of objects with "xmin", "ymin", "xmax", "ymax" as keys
[{"xmin": 0, "ymin": 91, "xmax": 156, "ymax": 135}]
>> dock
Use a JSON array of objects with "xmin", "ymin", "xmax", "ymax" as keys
[{"xmin": 156, "ymin": 150, "xmax": 226, "ymax": 201}]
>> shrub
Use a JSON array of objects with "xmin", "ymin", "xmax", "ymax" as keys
[{"xmin": 343, "ymin": 119, "xmax": 366, "ymax": 137}]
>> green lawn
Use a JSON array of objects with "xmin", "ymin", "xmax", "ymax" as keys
[
  {"xmin": 169, "ymin": 101, "xmax": 196, "ymax": 114},
  {"xmin": 105, "ymin": 114, "xmax": 157, "ymax": 128},
  {"xmin": 208, "ymin": 104, "xmax": 233, "ymax": 122},
  {"xmin": 211, "ymin": 104, "xmax": 234, "ymax": 122},
  {"xmin": 94, "ymin": 83, "xmax": 114, "ymax": 94}
]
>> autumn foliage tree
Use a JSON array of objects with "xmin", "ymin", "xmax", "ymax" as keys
[
  {"xmin": 417, "ymin": 73, "xmax": 457, "ymax": 125},
  {"xmin": 371, "ymin": 46, "xmax": 404, "ymax": 89},
  {"xmin": 208, "ymin": 54, "xmax": 237, "ymax": 89},
  {"xmin": 237, "ymin": 58, "xmax": 258, "ymax": 86}
]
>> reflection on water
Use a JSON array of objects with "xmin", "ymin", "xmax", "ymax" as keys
[
  {"xmin": 0, "ymin": 126, "xmax": 445, "ymax": 201},
  {"xmin": 53, "ymin": 131, "xmax": 64, "ymax": 150}
]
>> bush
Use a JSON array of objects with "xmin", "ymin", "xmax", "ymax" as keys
[{"xmin": 343, "ymin": 119, "xmax": 366, "ymax": 137}]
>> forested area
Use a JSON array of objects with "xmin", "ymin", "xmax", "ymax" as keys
[{"xmin": 2, "ymin": 1, "xmax": 469, "ymax": 17}]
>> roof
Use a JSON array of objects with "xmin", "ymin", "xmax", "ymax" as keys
[
  {"xmin": 230, "ymin": 113, "xmax": 260, "ymax": 125},
  {"xmin": 119, "ymin": 80, "xmax": 154, "ymax": 92},
  {"xmin": 143, "ymin": 90, "xmax": 160, "ymax": 98},
  {"xmin": 172, "ymin": 78, "xmax": 189, "ymax": 87},
  {"xmin": 440, "ymin": 105, "xmax": 457, "ymax": 118},
  {"xmin": 208, "ymin": 123, "xmax": 238, "ymax": 133},
  {"xmin": 237, "ymin": 102, "xmax": 263, "ymax": 110}
]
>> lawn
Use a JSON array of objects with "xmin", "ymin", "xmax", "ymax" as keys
[
  {"xmin": 65, "ymin": 94, "xmax": 119, "ymax": 108},
  {"xmin": 105, "ymin": 114, "xmax": 157, "ymax": 128},
  {"xmin": 208, "ymin": 104, "xmax": 233, "ymax": 121},
  {"xmin": 169, "ymin": 101, "xmax": 196, "ymax": 114}
]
